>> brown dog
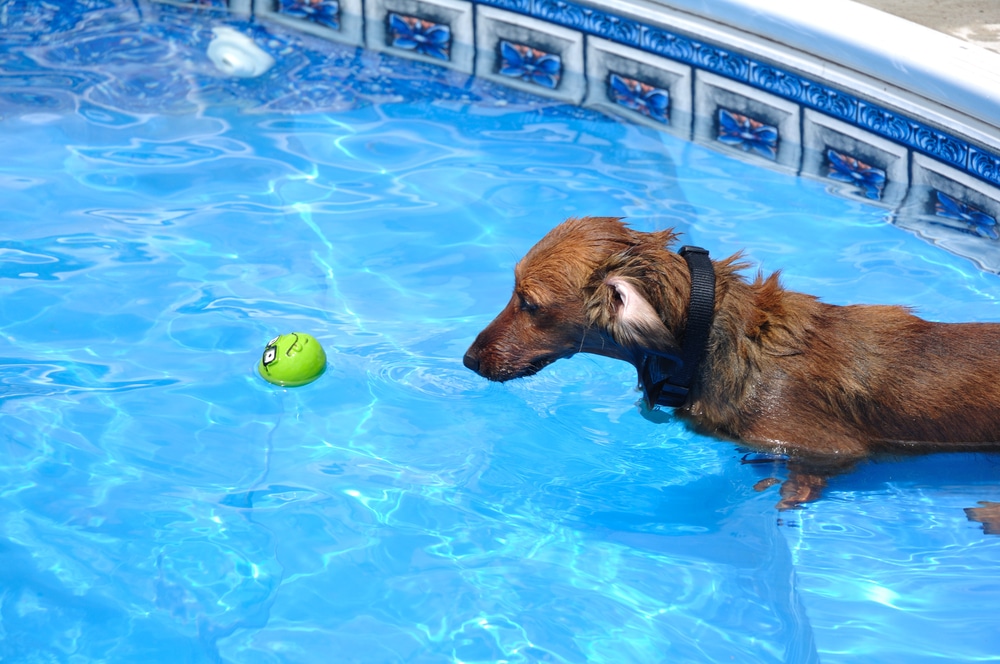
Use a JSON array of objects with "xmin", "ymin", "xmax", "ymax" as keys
[{"xmin": 464, "ymin": 217, "xmax": 1000, "ymax": 515}]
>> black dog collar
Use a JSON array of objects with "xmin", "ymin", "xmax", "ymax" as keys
[{"xmin": 640, "ymin": 245, "xmax": 716, "ymax": 408}]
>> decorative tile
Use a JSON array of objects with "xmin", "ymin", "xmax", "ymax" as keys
[
  {"xmin": 475, "ymin": 5, "xmax": 584, "ymax": 103},
  {"xmin": 825, "ymin": 150, "xmax": 887, "ymax": 201},
  {"xmin": 716, "ymin": 109, "xmax": 778, "ymax": 160},
  {"xmin": 691, "ymin": 43, "xmax": 750, "ymax": 80},
  {"xmin": 933, "ymin": 190, "xmax": 998, "ymax": 240},
  {"xmin": 608, "ymin": 74, "xmax": 668, "ymax": 122},
  {"xmin": 474, "ymin": 0, "xmax": 530, "ymax": 12},
  {"xmin": 694, "ymin": 71, "xmax": 800, "ymax": 172},
  {"xmin": 802, "ymin": 110, "xmax": 908, "ymax": 206},
  {"xmin": 896, "ymin": 154, "xmax": 1000, "ymax": 272},
  {"xmin": 498, "ymin": 40, "xmax": 561, "ymax": 88},
  {"xmin": 858, "ymin": 101, "xmax": 968, "ymax": 169},
  {"xmin": 970, "ymin": 146, "xmax": 1000, "ymax": 188},
  {"xmin": 365, "ymin": 0, "xmax": 473, "ymax": 72},
  {"xmin": 641, "ymin": 27, "xmax": 749, "ymax": 82},
  {"xmin": 150, "ymin": 0, "xmax": 225, "ymax": 7},
  {"xmin": 276, "ymin": 0, "xmax": 341, "ymax": 29},
  {"xmin": 584, "ymin": 36, "xmax": 691, "ymax": 137},
  {"xmin": 748, "ymin": 62, "xmax": 857, "ymax": 123},
  {"xmin": 387, "ymin": 13, "xmax": 451, "ymax": 60},
  {"xmin": 640, "ymin": 27, "xmax": 697, "ymax": 63},
  {"xmin": 533, "ymin": 0, "xmax": 642, "ymax": 47},
  {"xmin": 150, "ymin": 0, "xmax": 232, "ymax": 10},
  {"xmin": 254, "ymin": 0, "xmax": 363, "ymax": 46}
]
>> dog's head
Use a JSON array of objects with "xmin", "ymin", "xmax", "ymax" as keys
[{"xmin": 463, "ymin": 217, "xmax": 692, "ymax": 388}]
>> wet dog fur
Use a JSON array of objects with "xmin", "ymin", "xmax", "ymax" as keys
[{"xmin": 463, "ymin": 217, "xmax": 1000, "ymax": 521}]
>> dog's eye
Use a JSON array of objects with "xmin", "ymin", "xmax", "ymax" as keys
[{"xmin": 519, "ymin": 295, "xmax": 540, "ymax": 314}]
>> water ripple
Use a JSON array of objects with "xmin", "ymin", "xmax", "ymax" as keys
[
  {"xmin": 41, "ymin": 33, "xmax": 172, "ymax": 67},
  {"xmin": 72, "ymin": 139, "xmax": 226, "ymax": 166},
  {"xmin": 0, "ymin": 358, "xmax": 178, "ymax": 401},
  {"xmin": 220, "ymin": 484, "xmax": 321, "ymax": 509}
]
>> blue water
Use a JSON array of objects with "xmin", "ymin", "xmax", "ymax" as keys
[{"xmin": 2, "ymin": 2, "xmax": 1000, "ymax": 662}]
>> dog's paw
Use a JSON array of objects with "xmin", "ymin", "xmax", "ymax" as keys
[{"xmin": 775, "ymin": 473, "xmax": 828, "ymax": 510}]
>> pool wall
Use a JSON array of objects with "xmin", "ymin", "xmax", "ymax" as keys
[{"xmin": 165, "ymin": 0, "xmax": 1000, "ymax": 270}]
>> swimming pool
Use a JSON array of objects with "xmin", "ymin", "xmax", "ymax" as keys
[{"xmin": 2, "ymin": 1, "xmax": 1000, "ymax": 662}]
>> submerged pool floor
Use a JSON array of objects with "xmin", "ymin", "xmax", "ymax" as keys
[{"xmin": 2, "ymin": 2, "xmax": 1000, "ymax": 662}]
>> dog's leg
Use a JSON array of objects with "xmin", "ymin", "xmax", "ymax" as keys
[
  {"xmin": 746, "ymin": 454, "xmax": 859, "ymax": 511},
  {"xmin": 965, "ymin": 501, "xmax": 1000, "ymax": 535},
  {"xmin": 776, "ymin": 472, "xmax": 829, "ymax": 510}
]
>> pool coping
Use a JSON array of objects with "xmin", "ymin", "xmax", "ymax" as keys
[
  {"xmin": 158, "ymin": 0, "xmax": 1000, "ymax": 271},
  {"xmin": 654, "ymin": 0, "xmax": 1000, "ymax": 135}
]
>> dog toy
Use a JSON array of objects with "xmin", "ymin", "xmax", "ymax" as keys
[{"xmin": 258, "ymin": 332, "xmax": 326, "ymax": 387}]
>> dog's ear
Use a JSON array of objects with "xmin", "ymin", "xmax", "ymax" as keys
[
  {"xmin": 606, "ymin": 276, "xmax": 664, "ymax": 342},
  {"xmin": 587, "ymin": 272, "xmax": 676, "ymax": 352}
]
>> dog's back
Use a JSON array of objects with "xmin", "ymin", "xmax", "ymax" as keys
[{"xmin": 707, "ymin": 295, "xmax": 1000, "ymax": 455}]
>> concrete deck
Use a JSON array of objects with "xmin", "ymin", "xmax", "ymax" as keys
[{"xmin": 853, "ymin": 0, "xmax": 1000, "ymax": 53}]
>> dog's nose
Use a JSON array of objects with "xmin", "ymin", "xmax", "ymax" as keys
[{"xmin": 463, "ymin": 351, "xmax": 480, "ymax": 374}]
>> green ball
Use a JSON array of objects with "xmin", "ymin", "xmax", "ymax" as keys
[{"xmin": 258, "ymin": 332, "xmax": 327, "ymax": 387}]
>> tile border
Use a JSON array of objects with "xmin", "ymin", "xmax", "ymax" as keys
[
  {"xmin": 365, "ymin": 0, "xmax": 475, "ymax": 72},
  {"xmin": 174, "ymin": 0, "xmax": 1000, "ymax": 271},
  {"xmin": 802, "ymin": 109, "xmax": 910, "ymax": 207},
  {"xmin": 584, "ymin": 36, "xmax": 692, "ymax": 138},
  {"xmin": 474, "ymin": 6, "xmax": 586, "ymax": 103},
  {"xmin": 694, "ymin": 70, "xmax": 801, "ymax": 173},
  {"xmin": 252, "ymin": 0, "xmax": 365, "ymax": 46}
]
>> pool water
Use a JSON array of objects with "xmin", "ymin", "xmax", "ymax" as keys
[{"xmin": 2, "ymin": 2, "xmax": 1000, "ymax": 662}]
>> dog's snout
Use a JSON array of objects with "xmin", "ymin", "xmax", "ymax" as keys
[{"xmin": 463, "ymin": 349, "xmax": 481, "ymax": 374}]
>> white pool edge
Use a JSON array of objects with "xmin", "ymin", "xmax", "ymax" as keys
[{"xmin": 651, "ymin": 0, "xmax": 1000, "ymax": 138}]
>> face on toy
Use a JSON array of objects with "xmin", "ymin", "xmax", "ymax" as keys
[
  {"xmin": 262, "ymin": 339, "xmax": 280, "ymax": 367},
  {"xmin": 258, "ymin": 332, "xmax": 327, "ymax": 387}
]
